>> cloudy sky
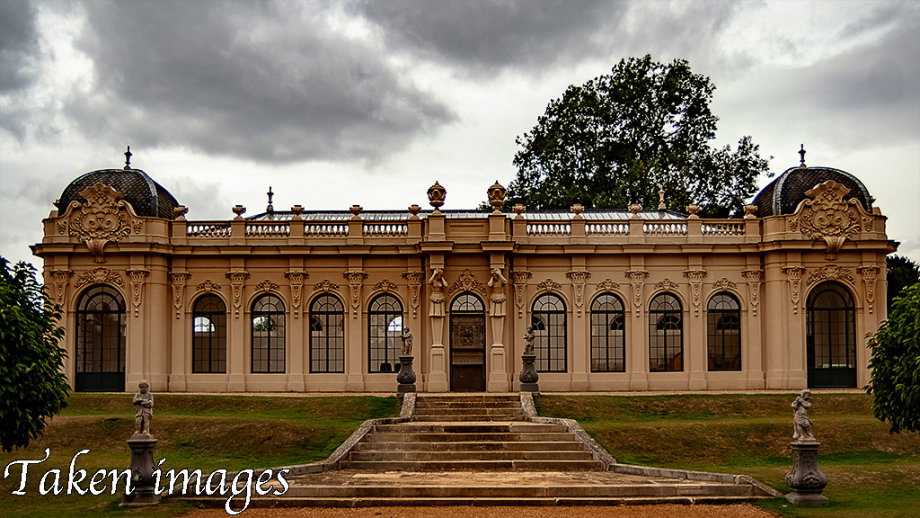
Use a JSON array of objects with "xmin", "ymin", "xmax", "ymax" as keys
[{"xmin": 1, "ymin": 0, "xmax": 918, "ymax": 269}]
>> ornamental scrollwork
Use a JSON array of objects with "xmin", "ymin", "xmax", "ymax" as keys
[
  {"xmin": 536, "ymin": 279, "xmax": 562, "ymax": 293},
  {"xmin": 74, "ymin": 267, "xmax": 125, "ymax": 290},
  {"xmin": 402, "ymin": 271, "xmax": 425, "ymax": 318},
  {"xmin": 50, "ymin": 270, "xmax": 73, "ymax": 305},
  {"xmin": 197, "ymin": 280, "xmax": 221, "ymax": 293},
  {"xmin": 712, "ymin": 277, "xmax": 737, "ymax": 291},
  {"xmin": 343, "ymin": 271, "xmax": 367, "ymax": 319},
  {"xmin": 169, "ymin": 272, "xmax": 190, "ymax": 319},
  {"xmin": 256, "ymin": 279, "xmax": 280, "ymax": 292},
  {"xmin": 312, "ymin": 279, "xmax": 340, "ymax": 294},
  {"xmin": 63, "ymin": 183, "xmax": 142, "ymax": 263},
  {"xmin": 857, "ymin": 266, "xmax": 880, "ymax": 314},
  {"xmin": 683, "ymin": 270, "xmax": 707, "ymax": 316},
  {"xmin": 565, "ymin": 271, "xmax": 590, "ymax": 317},
  {"xmin": 126, "ymin": 269, "xmax": 149, "ymax": 318},
  {"xmin": 624, "ymin": 270, "xmax": 648, "ymax": 318},
  {"xmin": 654, "ymin": 278, "xmax": 679, "ymax": 292},
  {"xmin": 806, "ymin": 265, "xmax": 854, "ymax": 287},
  {"xmin": 285, "ymin": 271, "xmax": 308, "ymax": 319},
  {"xmin": 226, "ymin": 271, "xmax": 250, "ymax": 319},
  {"xmin": 742, "ymin": 269, "xmax": 763, "ymax": 316},
  {"xmin": 794, "ymin": 180, "xmax": 868, "ymax": 260},
  {"xmin": 374, "ymin": 279, "xmax": 399, "ymax": 293},
  {"xmin": 782, "ymin": 266, "xmax": 806, "ymax": 314},
  {"xmin": 595, "ymin": 278, "xmax": 620, "ymax": 293},
  {"xmin": 447, "ymin": 269, "xmax": 487, "ymax": 299},
  {"xmin": 511, "ymin": 271, "xmax": 532, "ymax": 318}
]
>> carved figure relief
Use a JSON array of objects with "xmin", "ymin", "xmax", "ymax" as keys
[
  {"xmin": 226, "ymin": 271, "xmax": 250, "ymax": 319},
  {"xmin": 624, "ymin": 270, "xmax": 649, "ymax": 318},
  {"xmin": 511, "ymin": 271, "xmax": 532, "ymax": 318},
  {"xmin": 64, "ymin": 183, "xmax": 142, "ymax": 263},
  {"xmin": 169, "ymin": 272, "xmax": 190, "ymax": 319},
  {"xmin": 782, "ymin": 266, "xmax": 806, "ymax": 314},
  {"xmin": 402, "ymin": 271, "xmax": 424, "ymax": 318},
  {"xmin": 428, "ymin": 268, "xmax": 446, "ymax": 318},
  {"xmin": 344, "ymin": 271, "xmax": 367, "ymax": 319},
  {"xmin": 126, "ymin": 269, "xmax": 149, "ymax": 318},
  {"xmin": 683, "ymin": 270, "xmax": 707, "ymax": 316},
  {"xmin": 565, "ymin": 270, "xmax": 590, "ymax": 317},
  {"xmin": 794, "ymin": 180, "xmax": 868, "ymax": 260},
  {"xmin": 742, "ymin": 270, "xmax": 763, "ymax": 316},
  {"xmin": 75, "ymin": 267, "xmax": 125, "ymax": 290},
  {"xmin": 488, "ymin": 267, "xmax": 509, "ymax": 317},
  {"xmin": 857, "ymin": 266, "xmax": 879, "ymax": 314},
  {"xmin": 285, "ymin": 271, "xmax": 307, "ymax": 319}
]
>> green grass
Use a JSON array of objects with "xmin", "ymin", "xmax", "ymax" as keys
[
  {"xmin": 536, "ymin": 394, "xmax": 920, "ymax": 517},
  {"xmin": 1, "ymin": 393, "xmax": 400, "ymax": 517}
]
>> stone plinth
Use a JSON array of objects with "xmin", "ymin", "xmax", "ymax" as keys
[
  {"xmin": 397, "ymin": 355, "xmax": 417, "ymax": 394},
  {"xmin": 122, "ymin": 434, "xmax": 160, "ymax": 506},
  {"xmin": 785, "ymin": 441, "xmax": 828, "ymax": 506},
  {"xmin": 519, "ymin": 353, "xmax": 539, "ymax": 392}
]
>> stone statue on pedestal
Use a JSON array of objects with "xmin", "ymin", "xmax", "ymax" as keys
[
  {"xmin": 132, "ymin": 381, "xmax": 153, "ymax": 436},
  {"xmin": 785, "ymin": 389, "xmax": 828, "ymax": 506}
]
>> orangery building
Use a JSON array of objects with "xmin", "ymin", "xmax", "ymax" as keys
[{"xmin": 33, "ymin": 152, "xmax": 896, "ymax": 393}]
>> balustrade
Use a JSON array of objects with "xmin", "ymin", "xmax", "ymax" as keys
[
  {"xmin": 186, "ymin": 223, "xmax": 231, "ymax": 238},
  {"xmin": 245, "ymin": 223, "xmax": 290, "ymax": 237},
  {"xmin": 585, "ymin": 222, "xmax": 629, "ymax": 236},
  {"xmin": 363, "ymin": 223, "xmax": 408, "ymax": 237},
  {"xmin": 702, "ymin": 221, "xmax": 744, "ymax": 236},
  {"xmin": 643, "ymin": 222, "xmax": 688, "ymax": 236},
  {"xmin": 526, "ymin": 222, "xmax": 571, "ymax": 236}
]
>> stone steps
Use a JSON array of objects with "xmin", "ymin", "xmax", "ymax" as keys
[
  {"xmin": 190, "ymin": 496, "xmax": 761, "ymax": 509},
  {"xmin": 352, "ymin": 440, "xmax": 587, "ymax": 452}
]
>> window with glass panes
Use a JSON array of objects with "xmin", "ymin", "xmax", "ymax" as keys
[
  {"xmin": 310, "ymin": 294, "xmax": 345, "ymax": 373},
  {"xmin": 591, "ymin": 293, "xmax": 625, "ymax": 372},
  {"xmin": 531, "ymin": 293, "xmax": 566, "ymax": 372}
]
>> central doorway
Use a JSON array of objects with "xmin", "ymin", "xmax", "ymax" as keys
[{"xmin": 450, "ymin": 293, "xmax": 486, "ymax": 391}]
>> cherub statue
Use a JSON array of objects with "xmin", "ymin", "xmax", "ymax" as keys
[
  {"xmin": 400, "ymin": 326, "xmax": 413, "ymax": 356},
  {"xmin": 428, "ymin": 267, "xmax": 446, "ymax": 317},
  {"xmin": 133, "ymin": 381, "xmax": 154, "ymax": 436},
  {"xmin": 523, "ymin": 325, "xmax": 535, "ymax": 355},
  {"xmin": 791, "ymin": 389, "xmax": 815, "ymax": 442}
]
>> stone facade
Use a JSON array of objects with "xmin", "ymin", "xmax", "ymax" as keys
[{"xmin": 33, "ymin": 163, "xmax": 896, "ymax": 393}]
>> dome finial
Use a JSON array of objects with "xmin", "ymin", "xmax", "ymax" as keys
[
  {"xmin": 124, "ymin": 146, "xmax": 132, "ymax": 170},
  {"xmin": 798, "ymin": 144, "xmax": 806, "ymax": 168},
  {"xmin": 266, "ymin": 186, "xmax": 274, "ymax": 213}
]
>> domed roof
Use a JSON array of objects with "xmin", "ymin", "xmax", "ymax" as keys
[
  {"xmin": 752, "ymin": 166, "xmax": 872, "ymax": 218},
  {"xmin": 58, "ymin": 168, "xmax": 180, "ymax": 219}
]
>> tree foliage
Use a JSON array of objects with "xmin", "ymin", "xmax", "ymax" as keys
[
  {"xmin": 867, "ymin": 282, "xmax": 920, "ymax": 433},
  {"xmin": 887, "ymin": 255, "xmax": 920, "ymax": 310},
  {"xmin": 0, "ymin": 258, "xmax": 70, "ymax": 452},
  {"xmin": 508, "ymin": 55, "xmax": 771, "ymax": 216}
]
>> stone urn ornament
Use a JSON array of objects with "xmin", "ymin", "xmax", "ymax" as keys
[
  {"xmin": 487, "ymin": 181, "xmax": 506, "ymax": 214},
  {"xmin": 784, "ymin": 389, "xmax": 828, "ymax": 505},
  {"xmin": 427, "ymin": 181, "xmax": 446, "ymax": 214}
]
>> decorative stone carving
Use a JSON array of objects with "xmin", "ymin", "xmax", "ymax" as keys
[
  {"xmin": 427, "ymin": 181, "xmax": 446, "ymax": 213},
  {"xmin": 487, "ymin": 181, "xmax": 506, "ymax": 214},
  {"xmin": 226, "ymin": 271, "xmax": 250, "ymax": 318},
  {"xmin": 64, "ymin": 183, "xmax": 142, "ymax": 263},
  {"xmin": 488, "ymin": 267, "xmax": 509, "ymax": 317},
  {"xmin": 566, "ymin": 270, "xmax": 590, "ymax": 316},
  {"xmin": 624, "ymin": 270, "xmax": 648, "ymax": 317},
  {"xmin": 285, "ymin": 271, "xmax": 307, "ymax": 319},
  {"xmin": 428, "ymin": 268, "xmax": 446, "ymax": 317},
  {"xmin": 512, "ymin": 204, "xmax": 526, "ymax": 218},
  {"xmin": 374, "ymin": 279, "xmax": 399, "ymax": 293},
  {"xmin": 126, "ymin": 269, "xmax": 149, "ymax": 318},
  {"xmin": 256, "ymin": 280, "xmax": 279, "ymax": 292},
  {"xmin": 74, "ymin": 267, "xmax": 125, "ymax": 290},
  {"xmin": 344, "ymin": 271, "xmax": 367, "ymax": 319},
  {"xmin": 197, "ymin": 280, "xmax": 220, "ymax": 293},
  {"xmin": 856, "ymin": 266, "xmax": 879, "ymax": 314},
  {"xmin": 861, "ymin": 216, "xmax": 874, "ymax": 232},
  {"xmin": 794, "ymin": 179, "xmax": 867, "ymax": 260},
  {"xmin": 448, "ymin": 269, "xmax": 488, "ymax": 299},
  {"xmin": 743, "ymin": 204, "xmax": 757, "ymax": 219},
  {"xmin": 408, "ymin": 204, "xmax": 422, "ymax": 218},
  {"xmin": 50, "ymin": 270, "xmax": 73, "ymax": 305},
  {"xmin": 654, "ymin": 278, "xmax": 679, "ymax": 292},
  {"xmin": 712, "ymin": 277, "xmax": 736, "ymax": 291},
  {"xmin": 596, "ymin": 278, "xmax": 620, "ymax": 293},
  {"xmin": 537, "ymin": 279, "xmax": 562, "ymax": 293},
  {"xmin": 56, "ymin": 220, "xmax": 68, "ymax": 235},
  {"xmin": 782, "ymin": 266, "xmax": 806, "ymax": 314},
  {"xmin": 402, "ymin": 271, "xmax": 424, "ymax": 318},
  {"xmin": 312, "ymin": 279, "xmax": 340, "ymax": 294},
  {"xmin": 511, "ymin": 271, "xmax": 532, "ymax": 318},
  {"xmin": 742, "ymin": 269, "xmax": 763, "ymax": 316},
  {"xmin": 169, "ymin": 272, "xmax": 190, "ymax": 319},
  {"xmin": 806, "ymin": 265, "xmax": 854, "ymax": 287},
  {"xmin": 785, "ymin": 389, "xmax": 828, "ymax": 506},
  {"xmin": 570, "ymin": 203, "xmax": 584, "ymax": 217},
  {"xmin": 683, "ymin": 270, "xmax": 707, "ymax": 316}
]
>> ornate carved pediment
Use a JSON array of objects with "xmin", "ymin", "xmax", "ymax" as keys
[
  {"xmin": 793, "ymin": 180, "xmax": 869, "ymax": 260},
  {"xmin": 74, "ymin": 267, "xmax": 124, "ymax": 290},
  {"xmin": 447, "ymin": 269, "xmax": 487, "ymax": 299},
  {"xmin": 63, "ymin": 183, "xmax": 142, "ymax": 263}
]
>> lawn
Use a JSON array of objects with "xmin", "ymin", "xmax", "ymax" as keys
[
  {"xmin": 536, "ymin": 393, "xmax": 920, "ymax": 518},
  {"xmin": 0, "ymin": 393, "xmax": 400, "ymax": 517}
]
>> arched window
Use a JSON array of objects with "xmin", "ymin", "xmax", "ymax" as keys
[
  {"xmin": 75, "ymin": 285, "xmax": 126, "ymax": 391},
  {"xmin": 649, "ymin": 293, "xmax": 682, "ymax": 372},
  {"xmin": 451, "ymin": 292, "xmax": 484, "ymax": 313},
  {"xmin": 192, "ymin": 294, "xmax": 227, "ymax": 373},
  {"xmin": 707, "ymin": 292, "xmax": 741, "ymax": 371},
  {"xmin": 368, "ymin": 294, "xmax": 403, "ymax": 373},
  {"xmin": 531, "ymin": 293, "xmax": 566, "ymax": 372},
  {"xmin": 251, "ymin": 294, "xmax": 285, "ymax": 373},
  {"xmin": 310, "ymin": 294, "xmax": 345, "ymax": 373},
  {"xmin": 806, "ymin": 282, "xmax": 856, "ymax": 387},
  {"xmin": 591, "ymin": 293, "xmax": 625, "ymax": 372}
]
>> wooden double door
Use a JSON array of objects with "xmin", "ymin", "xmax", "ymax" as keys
[{"xmin": 450, "ymin": 314, "xmax": 486, "ymax": 391}]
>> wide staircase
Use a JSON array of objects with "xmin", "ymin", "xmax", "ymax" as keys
[{"xmin": 342, "ymin": 395, "xmax": 604, "ymax": 472}]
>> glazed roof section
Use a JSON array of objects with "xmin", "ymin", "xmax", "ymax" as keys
[{"xmin": 247, "ymin": 209, "xmax": 688, "ymax": 222}]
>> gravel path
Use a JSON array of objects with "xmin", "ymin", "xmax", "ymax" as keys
[{"xmin": 182, "ymin": 504, "xmax": 777, "ymax": 517}]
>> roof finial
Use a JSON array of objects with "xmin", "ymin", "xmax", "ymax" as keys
[
  {"xmin": 266, "ymin": 186, "xmax": 274, "ymax": 213},
  {"xmin": 658, "ymin": 184, "xmax": 667, "ymax": 210},
  {"xmin": 124, "ymin": 146, "xmax": 132, "ymax": 170},
  {"xmin": 798, "ymin": 144, "xmax": 806, "ymax": 168}
]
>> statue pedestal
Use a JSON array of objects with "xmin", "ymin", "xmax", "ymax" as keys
[
  {"xmin": 122, "ymin": 434, "xmax": 160, "ymax": 506},
  {"xmin": 785, "ymin": 441, "xmax": 828, "ymax": 506},
  {"xmin": 519, "ymin": 353, "xmax": 539, "ymax": 393},
  {"xmin": 397, "ymin": 355, "xmax": 417, "ymax": 394}
]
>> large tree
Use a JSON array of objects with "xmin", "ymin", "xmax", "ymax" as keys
[
  {"xmin": 867, "ymin": 282, "xmax": 920, "ymax": 433},
  {"xmin": 508, "ymin": 55, "xmax": 771, "ymax": 216},
  {"xmin": 887, "ymin": 255, "xmax": 920, "ymax": 311},
  {"xmin": 0, "ymin": 258, "xmax": 70, "ymax": 452}
]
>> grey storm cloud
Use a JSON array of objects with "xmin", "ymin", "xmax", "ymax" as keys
[
  {"xmin": 356, "ymin": 0, "xmax": 627, "ymax": 73},
  {"xmin": 65, "ymin": 0, "xmax": 454, "ymax": 164},
  {"xmin": 0, "ymin": 0, "xmax": 39, "ymax": 93}
]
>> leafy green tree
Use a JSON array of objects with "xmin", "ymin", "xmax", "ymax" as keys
[
  {"xmin": 866, "ymin": 282, "xmax": 920, "ymax": 433},
  {"xmin": 508, "ymin": 55, "xmax": 771, "ymax": 216},
  {"xmin": 0, "ymin": 258, "xmax": 70, "ymax": 452},
  {"xmin": 887, "ymin": 255, "xmax": 919, "ymax": 310}
]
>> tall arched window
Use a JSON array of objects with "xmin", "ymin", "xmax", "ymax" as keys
[
  {"xmin": 193, "ymin": 294, "xmax": 227, "ymax": 373},
  {"xmin": 591, "ymin": 293, "xmax": 625, "ymax": 372},
  {"xmin": 76, "ymin": 285, "xmax": 126, "ymax": 391},
  {"xmin": 649, "ymin": 293, "xmax": 682, "ymax": 372},
  {"xmin": 806, "ymin": 282, "xmax": 856, "ymax": 387},
  {"xmin": 368, "ymin": 294, "xmax": 403, "ymax": 373},
  {"xmin": 251, "ymin": 294, "xmax": 285, "ymax": 373},
  {"xmin": 707, "ymin": 292, "xmax": 741, "ymax": 371},
  {"xmin": 532, "ymin": 293, "xmax": 566, "ymax": 372},
  {"xmin": 310, "ymin": 294, "xmax": 345, "ymax": 373}
]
